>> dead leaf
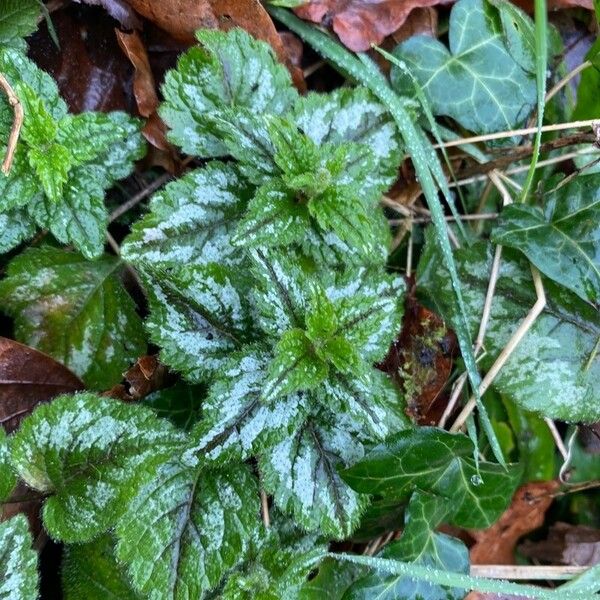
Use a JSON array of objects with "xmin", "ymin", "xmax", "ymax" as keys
[
  {"xmin": 0, "ymin": 338, "xmax": 84, "ymax": 433},
  {"xmin": 520, "ymin": 522, "xmax": 600, "ymax": 566},
  {"xmin": 123, "ymin": 0, "xmax": 305, "ymax": 89},
  {"xmin": 74, "ymin": 0, "xmax": 142, "ymax": 28},
  {"xmin": 103, "ymin": 355, "xmax": 171, "ymax": 401},
  {"xmin": 469, "ymin": 481, "xmax": 559, "ymax": 565},
  {"xmin": 378, "ymin": 292, "xmax": 457, "ymax": 425},
  {"xmin": 295, "ymin": 0, "xmax": 452, "ymax": 52}
]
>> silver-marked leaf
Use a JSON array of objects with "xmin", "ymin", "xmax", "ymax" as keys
[
  {"xmin": 192, "ymin": 350, "xmax": 307, "ymax": 464},
  {"xmin": 0, "ymin": 205, "xmax": 37, "ymax": 254},
  {"xmin": 392, "ymin": 0, "xmax": 535, "ymax": 134},
  {"xmin": 0, "ymin": 247, "xmax": 146, "ymax": 389},
  {"xmin": 260, "ymin": 416, "xmax": 368, "ymax": 538},
  {"xmin": 116, "ymin": 459, "xmax": 260, "ymax": 600},
  {"xmin": 141, "ymin": 263, "xmax": 251, "ymax": 382},
  {"xmin": 0, "ymin": 515, "xmax": 38, "ymax": 600},
  {"xmin": 161, "ymin": 28, "xmax": 297, "ymax": 157},
  {"xmin": 62, "ymin": 534, "xmax": 140, "ymax": 600},
  {"xmin": 122, "ymin": 163, "xmax": 251, "ymax": 269},
  {"xmin": 11, "ymin": 392, "xmax": 183, "ymax": 542},
  {"xmin": 492, "ymin": 174, "xmax": 600, "ymax": 305},
  {"xmin": 418, "ymin": 236, "xmax": 600, "ymax": 422}
]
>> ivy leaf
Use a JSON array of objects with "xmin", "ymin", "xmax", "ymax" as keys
[
  {"xmin": 299, "ymin": 558, "xmax": 365, "ymax": 600},
  {"xmin": 342, "ymin": 427, "xmax": 521, "ymax": 529},
  {"xmin": 0, "ymin": 247, "xmax": 146, "ymax": 389},
  {"xmin": 418, "ymin": 235, "xmax": 600, "ymax": 422},
  {"xmin": 10, "ymin": 392, "xmax": 183, "ymax": 542},
  {"xmin": 346, "ymin": 493, "xmax": 469, "ymax": 600},
  {"xmin": 0, "ymin": 515, "xmax": 38, "ymax": 600},
  {"xmin": 140, "ymin": 263, "xmax": 252, "ymax": 383},
  {"xmin": 260, "ymin": 416, "xmax": 369, "ymax": 538},
  {"xmin": 191, "ymin": 350, "xmax": 307, "ymax": 464},
  {"xmin": 62, "ymin": 534, "xmax": 140, "ymax": 600},
  {"xmin": 122, "ymin": 163, "xmax": 252, "ymax": 270},
  {"xmin": 161, "ymin": 28, "xmax": 297, "ymax": 157},
  {"xmin": 142, "ymin": 382, "xmax": 204, "ymax": 431},
  {"xmin": 116, "ymin": 459, "xmax": 260, "ymax": 600},
  {"xmin": 392, "ymin": 0, "xmax": 535, "ymax": 134},
  {"xmin": 0, "ymin": 428, "xmax": 16, "ymax": 502},
  {"xmin": 0, "ymin": 0, "xmax": 39, "ymax": 46},
  {"xmin": 492, "ymin": 174, "xmax": 600, "ymax": 305}
]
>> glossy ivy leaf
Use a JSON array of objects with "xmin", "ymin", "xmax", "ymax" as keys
[
  {"xmin": 418, "ymin": 234, "xmax": 600, "ymax": 422},
  {"xmin": 116, "ymin": 459, "xmax": 260, "ymax": 600},
  {"xmin": 299, "ymin": 558, "xmax": 365, "ymax": 600},
  {"xmin": 220, "ymin": 520, "xmax": 327, "ymax": 600},
  {"xmin": 191, "ymin": 350, "xmax": 308, "ymax": 464},
  {"xmin": 342, "ymin": 427, "xmax": 521, "ymax": 529},
  {"xmin": 260, "ymin": 415, "xmax": 369, "ymax": 538},
  {"xmin": 62, "ymin": 534, "xmax": 140, "ymax": 600},
  {"xmin": 121, "ymin": 163, "xmax": 252, "ymax": 270},
  {"xmin": 0, "ymin": 49, "xmax": 145, "ymax": 258},
  {"xmin": 492, "ymin": 174, "xmax": 600, "ymax": 305},
  {"xmin": 346, "ymin": 493, "xmax": 469, "ymax": 600},
  {"xmin": 161, "ymin": 28, "xmax": 297, "ymax": 157},
  {"xmin": 0, "ymin": 247, "xmax": 146, "ymax": 389},
  {"xmin": 0, "ymin": 428, "xmax": 16, "ymax": 502},
  {"xmin": 143, "ymin": 382, "xmax": 204, "ymax": 431},
  {"xmin": 0, "ymin": 0, "xmax": 39, "ymax": 46},
  {"xmin": 293, "ymin": 87, "xmax": 402, "ymax": 192},
  {"xmin": 11, "ymin": 393, "xmax": 183, "ymax": 542},
  {"xmin": 140, "ymin": 262, "xmax": 253, "ymax": 383},
  {"xmin": 0, "ymin": 515, "xmax": 38, "ymax": 600},
  {"xmin": 392, "ymin": 0, "xmax": 535, "ymax": 134}
]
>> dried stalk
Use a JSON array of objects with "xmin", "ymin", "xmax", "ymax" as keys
[{"xmin": 0, "ymin": 73, "xmax": 23, "ymax": 175}]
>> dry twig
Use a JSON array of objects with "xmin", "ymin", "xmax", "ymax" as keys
[{"xmin": 0, "ymin": 73, "xmax": 23, "ymax": 175}]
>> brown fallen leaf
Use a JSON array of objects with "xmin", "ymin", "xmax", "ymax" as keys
[
  {"xmin": 123, "ymin": 0, "xmax": 305, "ymax": 89},
  {"xmin": 0, "ymin": 338, "xmax": 84, "ymax": 433},
  {"xmin": 520, "ymin": 522, "xmax": 600, "ymax": 566},
  {"xmin": 295, "ymin": 0, "xmax": 452, "ymax": 52},
  {"xmin": 469, "ymin": 481, "xmax": 559, "ymax": 565},
  {"xmin": 378, "ymin": 292, "xmax": 457, "ymax": 425},
  {"xmin": 103, "ymin": 355, "xmax": 171, "ymax": 401}
]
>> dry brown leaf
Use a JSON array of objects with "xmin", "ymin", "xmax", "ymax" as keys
[
  {"xmin": 520, "ymin": 522, "xmax": 600, "ymax": 566},
  {"xmin": 295, "ymin": 0, "xmax": 452, "ymax": 52},
  {"xmin": 0, "ymin": 338, "xmax": 84, "ymax": 433},
  {"xmin": 103, "ymin": 355, "xmax": 171, "ymax": 401},
  {"xmin": 470, "ymin": 481, "xmax": 559, "ymax": 565}
]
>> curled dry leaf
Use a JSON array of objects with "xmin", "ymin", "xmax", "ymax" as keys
[
  {"xmin": 469, "ymin": 480, "xmax": 560, "ymax": 565},
  {"xmin": 378, "ymin": 294, "xmax": 457, "ymax": 425},
  {"xmin": 0, "ymin": 337, "xmax": 84, "ymax": 433},
  {"xmin": 520, "ymin": 522, "xmax": 600, "ymax": 566},
  {"xmin": 295, "ymin": 0, "xmax": 451, "ymax": 52},
  {"xmin": 103, "ymin": 355, "xmax": 171, "ymax": 402}
]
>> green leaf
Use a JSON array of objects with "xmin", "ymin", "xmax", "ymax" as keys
[
  {"xmin": 142, "ymin": 382, "xmax": 204, "ymax": 431},
  {"xmin": 346, "ymin": 493, "xmax": 469, "ymax": 600},
  {"xmin": 342, "ymin": 427, "xmax": 521, "ymax": 528},
  {"xmin": 492, "ymin": 174, "xmax": 600, "ymax": 304},
  {"xmin": 418, "ymin": 238, "xmax": 600, "ymax": 422},
  {"xmin": 299, "ymin": 558, "xmax": 365, "ymax": 600},
  {"xmin": 62, "ymin": 534, "xmax": 140, "ymax": 600},
  {"xmin": 122, "ymin": 163, "xmax": 251, "ymax": 270},
  {"xmin": 0, "ymin": 247, "xmax": 146, "ymax": 389},
  {"xmin": 0, "ymin": 0, "xmax": 39, "ymax": 45},
  {"xmin": 262, "ymin": 328, "xmax": 328, "ymax": 402},
  {"xmin": 392, "ymin": 0, "xmax": 536, "ymax": 134},
  {"xmin": 191, "ymin": 350, "xmax": 307, "ymax": 464},
  {"xmin": 0, "ymin": 429, "xmax": 16, "ymax": 502},
  {"xmin": 116, "ymin": 459, "xmax": 260, "ymax": 599},
  {"xmin": 161, "ymin": 28, "xmax": 297, "ymax": 157},
  {"xmin": 0, "ymin": 206, "xmax": 37, "ymax": 254},
  {"xmin": 0, "ymin": 515, "xmax": 38, "ymax": 600},
  {"xmin": 260, "ymin": 416, "xmax": 369, "ymax": 538},
  {"xmin": 573, "ymin": 38, "xmax": 600, "ymax": 120},
  {"xmin": 140, "ymin": 263, "xmax": 252, "ymax": 383},
  {"xmin": 11, "ymin": 392, "xmax": 183, "ymax": 542}
]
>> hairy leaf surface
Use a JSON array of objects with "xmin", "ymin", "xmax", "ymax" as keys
[{"xmin": 0, "ymin": 515, "xmax": 38, "ymax": 600}]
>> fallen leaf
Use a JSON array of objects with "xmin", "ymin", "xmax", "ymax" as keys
[
  {"xmin": 74, "ymin": 0, "xmax": 141, "ymax": 28},
  {"xmin": 520, "ymin": 522, "xmax": 600, "ymax": 566},
  {"xmin": 103, "ymin": 355, "xmax": 171, "ymax": 401},
  {"xmin": 0, "ymin": 338, "xmax": 84, "ymax": 433},
  {"xmin": 295, "ymin": 0, "xmax": 452, "ymax": 52},
  {"xmin": 469, "ymin": 481, "xmax": 559, "ymax": 565},
  {"xmin": 378, "ymin": 293, "xmax": 457, "ymax": 425},
  {"xmin": 123, "ymin": 0, "xmax": 305, "ymax": 88}
]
